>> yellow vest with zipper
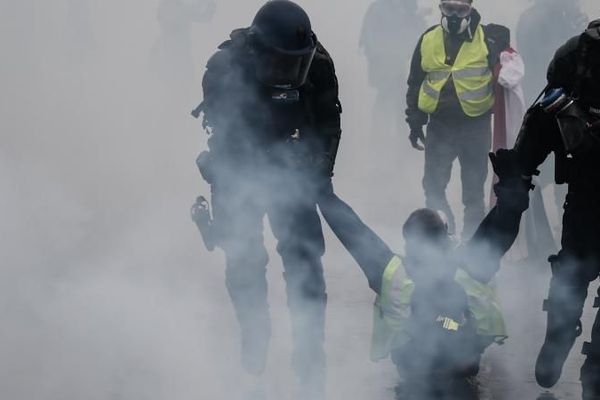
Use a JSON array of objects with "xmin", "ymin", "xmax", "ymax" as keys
[
  {"xmin": 371, "ymin": 255, "xmax": 507, "ymax": 361},
  {"xmin": 418, "ymin": 25, "xmax": 495, "ymax": 117}
]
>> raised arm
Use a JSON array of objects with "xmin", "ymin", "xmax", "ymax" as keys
[
  {"xmin": 318, "ymin": 191, "xmax": 394, "ymax": 294},
  {"xmin": 463, "ymin": 150, "xmax": 532, "ymax": 283}
]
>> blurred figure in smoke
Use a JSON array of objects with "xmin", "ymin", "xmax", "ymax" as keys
[
  {"xmin": 509, "ymin": 20, "xmax": 600, "ymax": 400},
  {"xmin": 151, "ymin": 0, "xmax": 216, "ymax": 97},
  {"xmin": 517, "ymin": 0, "xmax": 588, "ymax": 104},
  {"xmin": 516, "ymin": 0, "xmax": 588, "ymax": 257},
  {"xmin": 318, "ymin": 149, "xmax": 530, "ymax": 397},
  {"xmin": 359, "ymin": 0, "xmax": 425, "ymax": 135},
  {"xmin": 191, "ymin": 1, "xmax": 342, "ymax": 399},
  {"xmin": 406, "ymin": 0, "xmax": 511, "ymax": 238}
]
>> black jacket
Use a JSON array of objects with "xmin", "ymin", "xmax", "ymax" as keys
[
  {"xmin": 405, "ymin": 10, "xmax": 509, "ymax": 131},
  {"xmin": 515, "ymin": 24, "xmax": 600, "ymax": 192},
  {"xmin": 200, "ymin": 29, "xmax": 342, "ymax": 173}
]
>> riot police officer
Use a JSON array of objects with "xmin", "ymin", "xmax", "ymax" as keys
[
  {"xmin": 516, "ymin": 0, "xmax": 588, "ymax": 259},
  {"xmin": 511, "ymin": 20, "xmax": 600, "ymax": 399},
  {"xmin": 192, "ymin": 1, "xmax": 342, "ymax": 398}
]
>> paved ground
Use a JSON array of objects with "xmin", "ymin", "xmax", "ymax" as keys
[{"xmin": 202, "ymin": 214, "xmax": 599, "ymax": 400}]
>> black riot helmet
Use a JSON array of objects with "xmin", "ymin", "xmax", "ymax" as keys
[{"xmin": 248, "ymin": 0, "xmax": 317, "ymax": 89}]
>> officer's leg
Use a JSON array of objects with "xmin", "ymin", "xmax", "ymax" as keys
[
  {"xmin": 537, "ymin": 200, "xmax": 600, "ymax": 388},
  {"xmin": 580, "ymin": 246, "xmax": 600, "ymax": 399},
  {"xmin": 535, "ymin": 251, "xmax": 590, "ymax": 388},
  {"xmin": 458, "ymin": 114, "xmax": 491, "ymax": 240},
  {"xmin": 581, "ymin": 284, "xmax": 600, "ymax": 400},
  {"xmin": 268, "ymin": 195, "xmax": 327, "ymax": 397},
  {"xmin": 423, "ymin": 118, "xmax": 458, "ymax": 234},
  {"xmin": 212, "ymin": 184, "xmax": 271, "ymax": 376}
]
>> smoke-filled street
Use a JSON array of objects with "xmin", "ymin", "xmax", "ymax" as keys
[{"xmin": 1, "ymin": 1, "xmax": 600, "ymax": 399}]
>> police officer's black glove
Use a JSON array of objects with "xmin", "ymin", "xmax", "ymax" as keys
[
  {"xmin": 490, "ymin": 149, "xmax": 533, "ymax": 212},
  {"xmin": 409, "ymin": 127, "xmax": 425, "ymax": 151},
  {"xmin": 489, "ymin": 149, "xmax": 527, "ymax": 186}
]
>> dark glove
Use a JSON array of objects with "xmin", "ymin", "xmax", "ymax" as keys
[
  {"xmin": 490, "ymin": 149, "xmax": 533, "ymax": 212},
  {"xmin": 489, "ymin": 149, "xmax": 531, "ymax": 188},
  {"xmin": 409, "ymin": 127, "xmax": 425, "ymax": 151}
]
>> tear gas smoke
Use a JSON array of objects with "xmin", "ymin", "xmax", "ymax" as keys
[{"xmin": 1, "ymin": 0, "xmax": 598, "ymax": 399}]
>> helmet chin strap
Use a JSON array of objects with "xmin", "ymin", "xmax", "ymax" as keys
[{"xmin": 441, "ymin": 15, "xmax": 471, "ymax": 36}]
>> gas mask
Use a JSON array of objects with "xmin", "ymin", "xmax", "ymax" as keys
[{"xmin": 440, "ymin": 1, "xmax": 472, "ymax": 35}]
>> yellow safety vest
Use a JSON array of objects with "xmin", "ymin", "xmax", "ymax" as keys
[
  {"xmin": 371, "ymin": 255, "xmax": 507, "ymax": 361},
  {"xmin": 418, "ymin": 25, "xmax": 495, "ymax": 117}
]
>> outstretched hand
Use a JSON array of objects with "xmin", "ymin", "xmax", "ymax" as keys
[{"xmin": 489, "ymin": 149, "xmax": 533, "ymax": 191}]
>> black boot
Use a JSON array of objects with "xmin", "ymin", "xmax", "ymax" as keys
[
  {"xmin": 535, "ymin": 256, "xmax": 587, "ymax": 388},
  {"xmin": 535, "ymin": 315, "xmax": 582, "ymax": 388}
]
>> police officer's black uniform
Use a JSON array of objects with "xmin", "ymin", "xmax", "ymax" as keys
[
  {"xmin": 513, "ymin": 20, "xmax": 600, "ymax": 399},
  {"xmin": 193, "ymin": 1, "xmax": 341, "ymax": 396}
]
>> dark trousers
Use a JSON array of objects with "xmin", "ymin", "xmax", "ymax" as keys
[
  {"xmin": 423, "ymin": 114, "xmax": 492, "ymax": 238},
  {"xmin": 545, "ymin": 193, "xmax": 600, "ymax": 397},
  {"xmin": 211, "ymin": 172, "xmax": 327, "ymax": 387}
]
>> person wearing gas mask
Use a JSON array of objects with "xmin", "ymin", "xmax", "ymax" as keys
[
  {"xmin": 406, "ymin": 0, "xmax": 510, "ymax": 238},
  {"xmin": 317, "ymin": 149, "xmax": 530, "ymax": 396},
  {"xmin": 507, "ymin": 20, "xmax": 600, "ymax": 400},
  {"xmin": 190, "ymin": 1, "xmax": 342, "ymax": 399}
]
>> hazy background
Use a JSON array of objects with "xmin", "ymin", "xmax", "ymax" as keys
[{"xmin": 1, "ymin": 1, "xmax": 598, "ymax": 399}]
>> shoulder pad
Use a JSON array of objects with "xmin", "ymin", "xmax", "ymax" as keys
[
  {"xmin": 215, "ymin": 28, "xmax": 249, "ymax": 51},
  {"xmin": 314, "ymin": 42, "xmax": 332, "ymax": 61},
  {"xmin": 217, "ymin": 40, "xmax": 231, "ymax": 50},
  {"xmin": 311, "ymin": 42, "xmax": 337, "ymax": 80},
  {"xmin": 229, "ymin": 28, "xmax": 250, "ymax": 48},
  {"xmin": 206, "ymin": 46, "xmax": 234, "ymax": 71}
]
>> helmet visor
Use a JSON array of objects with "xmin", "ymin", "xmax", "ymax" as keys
[
  {"xmin": 254, "ymin": 43, "xmax": 317, "ymax": 89},
  {"xmin": 440, "ymin": 1, "xmax": 472, "ymax": 18}
]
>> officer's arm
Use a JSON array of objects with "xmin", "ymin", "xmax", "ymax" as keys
[
  {"xmin": 310, "ymin": 45, "xmax": 343, "ymax": 176},
  {"xmin": 405, "ymin": 33, "xmax": 429, "ymax": 132},
  {"xmin": 318, "ymin": 192, "xmax": 394, "ymax": 294},
  {"xmin": 463, "ymin": 152, "xmax": 531, "ymax": 283}
]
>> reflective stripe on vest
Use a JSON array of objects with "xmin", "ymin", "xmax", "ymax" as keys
[
  {"xmin": 371, "ymin": 256, "xmax": 413, "ymax": 361},
  {"xmin": 371, "ymin": 255, "xmax": 507, "ymax": 361},
  {"xmin": 455, "ymin": 269, "xmax": 508, "ymax": 342},
  {"xmin": 418, "ymin": 25, "xmax": 495, "ymax": 117}
]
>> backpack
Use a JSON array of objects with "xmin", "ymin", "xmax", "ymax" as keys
[{"xmin": 573, "ymin": 20, "xmax": 600, "ymax": 100}]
